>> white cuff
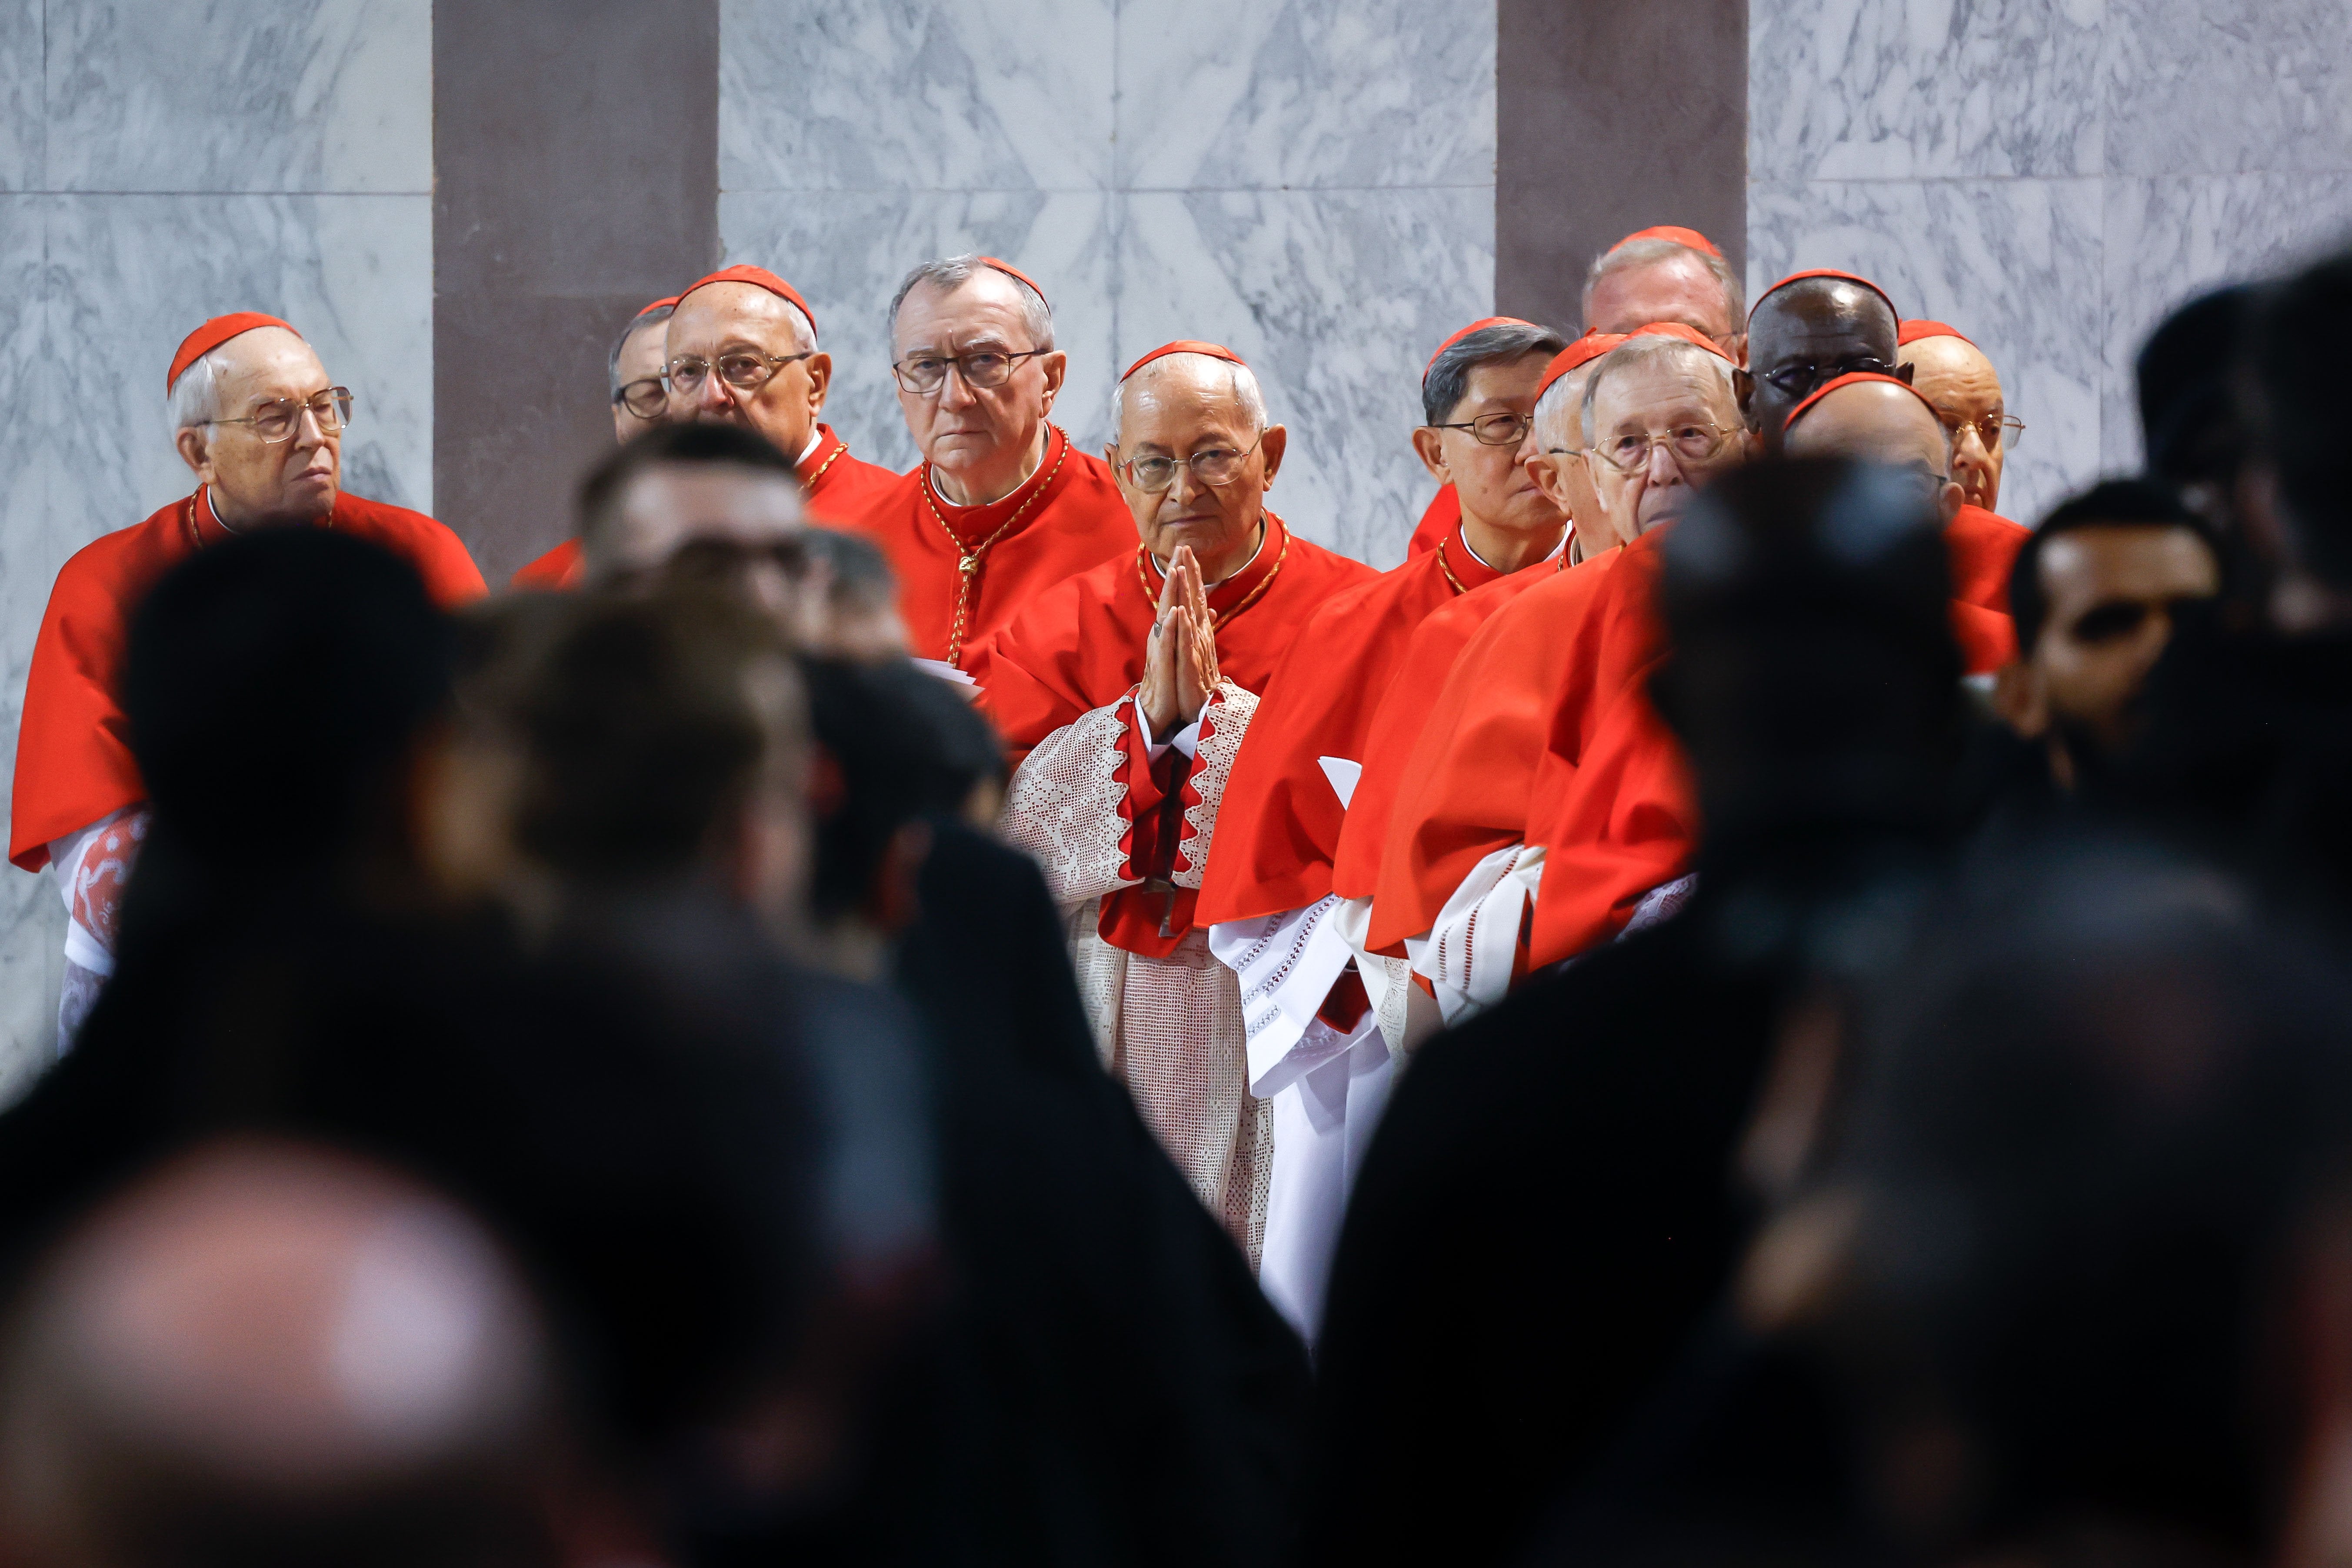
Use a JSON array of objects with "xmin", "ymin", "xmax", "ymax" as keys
[{"xmin": 1135, "ymin": 703, "xmax": 1203, "ymax": 762}]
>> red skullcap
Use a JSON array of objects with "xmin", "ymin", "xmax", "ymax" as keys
[
  {"xmin": 1122, "ymin": 340, "xmax": 1248, "ymax": 381},
  {"xmin": 1424, "ymin": 316, "xmax": 1542, "ymax": 380},
  {"xmin": 1611, "ymin": 225, "xmax": 1725, "ymax": 260},
  {"xmin": 1782, "ymin": 370, "xmax": 1942, "ymax": 433},
  {"xmin": 978, "ymin": 256, "xmax": 1051, "ymax": 310},
  {"xmin": 1626, "ymin": 320, "xmax": 1735, "ymax": 361},
  {"xmin": 1533, "ymin": 332, "xmax": 1627, "ymax": 403},
  {"xmin": 1898, "ymin": 318, "xmax": 1977, "ymax": 350},
  {"xmin": 167, "ymin": 313, "xmax": 301, "ymax": 395},
  {"xmin": 677, "ymin": 266, "xmax": 820, "ymax": 337},
  {"xmin": 636, "ymin": 295, "xmax": 680, "ymax": 317},
  {"xmin": 1750, "ymin": 269, "xmax": 1900, "ymax": 324}
]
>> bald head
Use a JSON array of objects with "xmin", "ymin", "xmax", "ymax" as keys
[
  {"xmin": 1107, "ymin": 353, "xmax": 1285, "ymax": 581},
  {"xmin": 1584, "ymin": 240, "xmax": 1743, "ymax": 346},
  {"xmin": 1900, "ymin": 332, "xmax": 2008, "ymax": 513},
  {"xmin": 1742, "ymin": 277, "xmax": 1906, "ymax": 451},
  {"xmin": 1784, "ymin": 379, "xmax": 1963, "ymax": 525},
  {"xmin": 0, "ymin": 1140, "xmax": 558, "ymax": 1568}
]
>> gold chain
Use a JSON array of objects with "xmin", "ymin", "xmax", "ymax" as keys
[
  {"xmin": 923, "ymin": 427, "xmax": 1069, "ymax": 668},
  {"xmin": 1134, "ymin": 517, "xmax": 1291, "ymax": 629},
  {"xmin": 802, "ymin": 437, "xmax": 847, "ymax": 491},
  {"xmin": 1435, "ymin": 537, "xmax": 1469, "ymax": 595}
]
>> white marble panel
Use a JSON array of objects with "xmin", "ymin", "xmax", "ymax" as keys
[
  {"xmin": 720, "ymin": 188, "xmax": 1115, "ymax": 476},
  {"xmin": 2100, "ymin": 172, "xmax": 2352, "ymax": 471},
  {"xmin": 1749, "ymin": 0, "xmax": 2103, "ymax": 182},
  {"xmin": 1116, "ymin": 187, "xmax": 1493, "ymax": 567},
  {"xmin": 721, "ymin": 0, "xmax": 1114, "ymax": 193},
  {"xmin": 1116, "ymin": 0, "xmax": 1493, "ymax": 192},
  {"xmin": 2105, "ymin": 0, "xmax": 2352, "ymax": 178},
  {"xmin": 45, "ymin": 0, "xmax": 430, "ymax": 194},
  {"xmin": 1748, "ymin": 176, "xmax": 2104, "ymax": 526},
  {"xmin": 0, "ymin": 0, "xmax": 42, "ymax": 190}
]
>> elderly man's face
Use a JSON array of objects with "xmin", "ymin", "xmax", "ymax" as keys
[
  {"xmin": 175, "ymin": 328, "xmax": 341, "ymax": 526},
  {"xmin": 1901, "ymin": 334, "xmax": 2008, "ymax": 515},
  {"xmin": 1587, "ymin": 253, "xmax": 1739, "ymax": 348},
  {"xmin": 610, "ymin": 318, "xmax": 672, "ymax": 444},
  {"xmin": 1109, "ymin": 358, "xmax": 1287, "ymax": 580},
  {"xmin": 1740, "ymin": 283, "xmax": 1906, "ymax": 450},
  {"xmin": 1415, "ymin": 352, "xmax": 1561, "ymax": 539},
  {"xmin": 1523, "ymin": 367, "xmax": 1604, "ymax": 550},
  {"xmin": 666, "ymin": 283, "xmax": 830, "ymax": 463},
  {"xmin": 1586, "ymin": 353, "xmax": 1748, "ymax": 544},
  {"xmin": 2005, "ymin": 525, "xmax": 2219, "ymax": 767},
  {"xmin": 892, "ymin": 273, "xmax": 1068, "ymax": 488},
  {"xmin": 1783, "ymin": 382, "xmax": 1964, "ymax": 526}
]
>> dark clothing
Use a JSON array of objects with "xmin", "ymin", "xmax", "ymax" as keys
[
  {"xmin": 889, "ymin": 819, "xmax": 1313, "ymax": 1568},
  {"xmin": 1299, "ymin": 899, "xmax": 1783, "ymax": 1568}
]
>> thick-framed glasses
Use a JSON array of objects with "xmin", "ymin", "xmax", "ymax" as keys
[
  {"xmin": 1944, "ymin": 413, "xmax": 2026, "ymax": 452},
  {"xmin": 891, "ymin": 348, "xmax": 1046, "ymax": 395},
  {"xmin": 1116, "ymin": 433, "xmax": 1266, "ymax": 493},
  {"xmin": 668, "ymin": 348, "xmax": 813, "ymax": 399},
  {"xmin": 613, "ymin": 376, "xmax": 669, "ymax": 419},
  {"xmin": 1589, "ymin": 422, "xmax": 1740, "ymax": 475},
  {"xmin": 213, "ymin": 388, "xmax": 353, "ymax": 443},
  {"xmin": 1760, "ymin": 356, "xmax": 1896, "ymax": 400},
  {"xmin": 1427, "ymin": 411, "xmax": 1532, "ymax": 446}
]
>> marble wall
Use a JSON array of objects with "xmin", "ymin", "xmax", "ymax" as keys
[
  {"xmin": 717, "ymin": 0, "xmax": 1498, "ymax": 567},
  {"xmin": 0, "ymin": 0, "xmax": 434, "ymax": 1093},
  {"xmin": 1749, "ymin": 0, "xmax": 2352, "ymax": 526}
]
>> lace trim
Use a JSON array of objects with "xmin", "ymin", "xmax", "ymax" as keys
[
  {"xmin": 1175, "ymin": 679, "xmax": 1256, "ymax": 889},
  {"xmin": 1000, "ymin": 701, "xmax": 1136, "ymax": 907}
]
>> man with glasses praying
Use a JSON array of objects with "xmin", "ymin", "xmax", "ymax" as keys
[
  {"xmin": 973, "ymin": 342, "xmax": 1373, "ymax": 1265},
  {"xmin": 1190, "ymin": 317, "xmax": 1566, "ymax": 1336},
  {"xmin": 511, "ymin": 295, "xmax": 680, "ymax": 589},
  {"xmin": 1364, "ymin": 329, "xmax": 1746, "ymax": 1025},
  {"xmin": 855, "ymin": 255, "xmax": 1132, "ymax": 672},
  {"xmin": 10, "ymin": 312, "xmax": 482, "ymax": 1055}
]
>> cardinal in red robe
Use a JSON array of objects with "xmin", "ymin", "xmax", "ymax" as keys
[
  {"xmin": 512, "ymin": 293, "xmax": 680, "ymax": 589},
  {"xmin": 1193, "ymin": 315, "xmax": 1565, "ymax": 1334},
  {"xmin": 11, "ymin": 312, "xmax": 483, "ymax": 1050},
  {"xmin": 973, "ymin": 342, "xmax": 1373, "ymax": 1263},
  {"xmin": 847, "ymin": 256, "xmax": 1133, "ymax": 672}
]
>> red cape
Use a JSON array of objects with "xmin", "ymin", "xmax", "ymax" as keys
[
  {"xmin": 1326, "ymin": 565, "xmax": 1555, "ymax": 904},
  {"xmin": 1196, "ymin": 525, "xmax": 1513, "ymax": 927},
  {"xmin": 1949, "ymin": 501, "xmax": 2029, "ymax": 617},
  {"xmin": 11, "ymin": 489, "xmax": 485, "ymax": 871},
  {"xmin": 969, "ymin": 514, "xmax": 1376, "ymax": 952},
  {"xmin": 846, "ymin": 423, "xmax": 1134, "ymax": 669},
  {"xmin": 508, "ymin": 423, "xmax": 898, "ymax": 591},
  {"xmin": 1405, "ymin": 483, "xmax": 1459, "ymax": 558}
]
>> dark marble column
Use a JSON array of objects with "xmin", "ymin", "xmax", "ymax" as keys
[
  {"xmin": 1494, "ymin": 0, "xmax": 1748, "ymax": 335},
  {"xmin": 433, "ymin": 0, "xmax": 720, "ymax": 579}
]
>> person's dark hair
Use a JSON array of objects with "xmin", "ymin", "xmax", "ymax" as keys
[
  {"xmin": 2136, "ymin": 285, "xmax": 2251, "ymax": 489},
  {"xmin": 1654, "ymin": 457, "xmax": 1962, "ymax": 851},
  {"xmin": 803, "ymin": 527, "xmax": 896, "ymax": 612},
  {"xmin": 800, "ymin": 659, "xmax": 1003, "ymax": 921},
  {"xmin": 506, "ymin": 589, "xmax": 801, "ymax": 885},
  {"xmin": 124, "ymin": 529, "xmax": 453, "ymax": 873},
  {"xmin": 575, "ymin": 421, "xmax": 803, "ymax": 559},
  {"xmin": 1421, "ymin": 322, "xmax": 1568, "ymax": 426},
  {"xmin": 2250, "ymin": 252, "xmax": 2352, "ymax": 590},
  {"xmin": 1818, "ymin": 844, "xmax": 2352, "ymax": 1559},
  {"xmin": 2006, "ymin": 478, "xmax": 2215, "ymax": 656}
]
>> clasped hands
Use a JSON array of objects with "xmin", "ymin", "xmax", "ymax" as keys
[{"xmin": 1139, "ymin": 545, "xmax": 1221, "ymax": 740}]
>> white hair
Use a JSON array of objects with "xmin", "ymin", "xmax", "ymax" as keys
[
  {"xmin": 887, "ymin": 254, "xmax": 1053, "ymax": 353},
  {"xmin": 1580, "ymin": 335, "xmax": 1740, "ymax": 446},
  {"xmin": 1109, "ymin": 353, "xmax": 1268, "ymax": 436},
  {"xmin": 1580, "ymin": 237, "xmax": 1745, "ymax": 330},
  {"xmin": 167, "ymin": 350, "xmax": 227, "ymax": 429},
  {"xmin": 1532, "ymin": 368, "xmax": 1590, "ymax": 451}
]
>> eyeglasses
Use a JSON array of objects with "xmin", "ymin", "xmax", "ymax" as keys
[
  {"xmin": 1760, "ymin": 356, "xmax": 1897, "ymax": 400},
  {"xmin": 891, "ymin": 348, "xmax": 1046, "ymax": 395},
  {"xmin": 213, "ymin": 388, "xmax": 353, "ymax": 443},
  {"xmin": 1427, "ymin": 411, "xmax": 1532, "ymax": 446},
  {"xmin": 1943, "ymin": 413, "xmax": 2026, "ymax": 452},
  {"xmin": 1115, "ymin": 433, "xmax": 1266, "ymax": 493},
  {"xmin": 1588, "ymin": 421, "xmax": 1740, "ymax": 475},
  {"xmin": 668, "ymin": 349, "xmax": 813, "ymax": 399},
  {"xmin": 613, "ymin": 375, "xmax": 669, "ymax": 419}
]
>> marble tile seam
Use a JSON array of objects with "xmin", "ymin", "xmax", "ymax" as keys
[{"xmin": 717, "ymin": 184, "xmax": 1497, "ymax": 194}]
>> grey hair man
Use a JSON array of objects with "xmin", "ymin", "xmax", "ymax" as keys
[
  {"xmin": 858, "ymin": 254, "xmax": 1135, "ymax": 669},
  {"xmin": 1409, "ymin": 319, "xmax": 1570, "ymax": 574},
  {"xmin": 1582, "ymin": 226, "xmax": 1746, "ymax": 357},
  {"xmin": 1579, "ymin": 330, "xmax": 1750, "ymax": 546},
  {"xmin": 608, "ymin": 296, "xmax": 676, "ymax": 443}
]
